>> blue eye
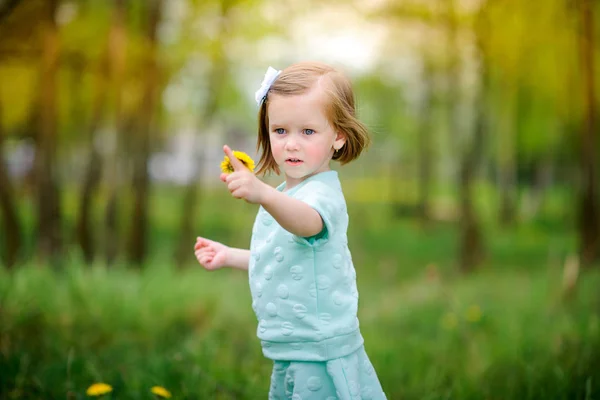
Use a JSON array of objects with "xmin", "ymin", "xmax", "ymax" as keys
[
  {"xmin": 304, "ymin": 129, "xmax": 315, "ymax": 135},
  {"xmin": 275, "ymin": 128, "xmax": 285, "ymax": 134}
]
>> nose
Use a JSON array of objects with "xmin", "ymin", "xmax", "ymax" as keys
[{"xmin": 284, "ymin": 135, "xmax": 299, "ymax": 151}]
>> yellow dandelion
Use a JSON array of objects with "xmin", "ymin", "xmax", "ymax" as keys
[
  {"xmin": 441, "ymin": 312, "xmax": 458, "ymax": 331},
  {"xmin": 86, "ymin": 383, "xmax": 113, "ymax": 397},
  {"xmin": 465, "ymin": 304, "xmax": 482, "ymax": 323},
  {"xmin": 220, "ymin": 150, "xmax": 255, "ymax": 174},
  {"xmin": 151, "ymin": 386, "xmax": 172, "ymax": 398}
]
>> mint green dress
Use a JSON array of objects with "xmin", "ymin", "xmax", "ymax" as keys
[{"xmin": 249, "ymin": 171, "xmax": 386, "ymax": 399}]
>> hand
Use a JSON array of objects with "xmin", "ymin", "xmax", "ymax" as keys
[
  {"xmin": 194, "ymin": 236, "xmax": 229, "ymax": 270},
  {"xmin": 220, "ymin": 145, "xmax": 268, "ymax": 204}
]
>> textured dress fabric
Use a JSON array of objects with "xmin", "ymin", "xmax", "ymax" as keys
[
  {"xmin": 269, "ymin": 346, "xmax": 386, "ymax": 400},
  {"xmin": 248, "ymin": 171, "xmax": 386, "ymax": 399}
]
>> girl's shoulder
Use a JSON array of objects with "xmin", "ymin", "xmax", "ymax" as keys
[
  {"xmin": 296, "ymin": 171, "xmax": 343, "ymax": 195},
  {"xmin": 295, "ymin": 179, "xmax": 344, "ymax": 204}
]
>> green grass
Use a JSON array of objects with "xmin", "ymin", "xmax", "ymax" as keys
[
  {"xmin": 1, "ymin": 260, "xmax": 598, "ymax": 399},
  {"xmin": 1, "ymin": 186, "xmax": 599, "ymax": 399}
]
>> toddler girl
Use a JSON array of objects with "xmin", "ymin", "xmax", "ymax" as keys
[{"xmin": 194, "ymin": 61, "xmax": 386, "ymax": 399}]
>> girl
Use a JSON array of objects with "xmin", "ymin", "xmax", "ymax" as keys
[{"xmin": 194, "ymin": 62, "xmax": 386, "ymax": 400}]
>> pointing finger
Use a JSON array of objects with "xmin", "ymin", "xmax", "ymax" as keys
[{"xmin": 223, "ymin": 145, "xmax": 246, "ymax": 172}]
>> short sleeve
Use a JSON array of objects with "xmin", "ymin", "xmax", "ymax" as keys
[{"xmin": 293, "ymin": 182, "xmax": 341, "ymax": 247}]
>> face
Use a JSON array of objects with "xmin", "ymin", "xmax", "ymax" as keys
[{"xmin": 267, "ymin": 85, "xmax": 345, "ymax": 189}]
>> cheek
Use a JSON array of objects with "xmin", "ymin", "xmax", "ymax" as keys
[
  {"xmin": 304, "ymin": 141, "xmax": 331, "ymax": 161},
  {"xmin": 270, "ymin": 138, "xmax": 284, "ymax": 159}
]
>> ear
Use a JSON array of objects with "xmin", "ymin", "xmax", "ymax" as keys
[{"xmin": 333, "ymin": 131, "xmax": 346, "ymax": 151}]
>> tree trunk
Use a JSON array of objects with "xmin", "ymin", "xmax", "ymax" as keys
[
  {"xmin": 455, "ymin": 0, "xmax": 487, "ymax": 273},
  {"xmin": 578, "ymin": 0, "xmax": 599, "ymax": 266},
  {"xmin": 175, "ymin": 0, "xmax": 229, "ymax": 267},
  {"xmin": 417, "ymin": 57, "xmax": 434, "ymax": 224},
  {"xmin": 35, "ymin": 0, "xmax": 62, "ymax": 264},
  {"xmin": 497, "ymin": 86, "xmax": 518, "ymax": 226},
  {"xmin": 458, "ymin": 116, "xmax": 486, "ymax": 273},
  {"xmin": 0, "ymin": 0, "xmax": 22, "ymax": 22},
  {"xmin": 0, "ymin": 101, "xmax": 22, "ymax": 268},
  {"xmin": 104, "ymin": 0, "xmax": 126, "ymax": 265},
  {"xmin": 128, "ymin": 0, "xmax": 162, "ymax": 265},
  {"xmin": 76, "ymin": 49, "xmax": 108, "ymax": 263},
  {"xmin": 174, "ymin": 90, "xmax": 221, "ymax": 267}
]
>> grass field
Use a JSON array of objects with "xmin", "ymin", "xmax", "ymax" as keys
[{"xmin": 1, "ymin": 185, "xmax": 599, "ymax": 399}]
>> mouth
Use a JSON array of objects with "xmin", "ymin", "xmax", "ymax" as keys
[{"xmin": 285, "ymin": 158, "xmax": 303, "ymax": 165}]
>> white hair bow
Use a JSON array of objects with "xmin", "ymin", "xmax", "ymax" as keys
[{"xmin": 255, "ymin": 66, "xmax": 281, "ymax": 105}]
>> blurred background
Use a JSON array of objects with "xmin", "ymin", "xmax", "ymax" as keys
[{"xmin": 0, "ymin": 0, "xmax": 599, "ymax": 398}]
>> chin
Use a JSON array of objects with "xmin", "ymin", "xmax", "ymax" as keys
[
  {"xmin": 283, "ymin": 168, "xmax": 311, "ymax": 179},
  {"xmin": 284, "ymin": 171, "xmax": 306, "ymax": 179}
]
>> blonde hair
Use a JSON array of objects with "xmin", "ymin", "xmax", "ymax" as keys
[{"xmin": 255, "ymin": 61, "xmax": 371, "ymax": 176}]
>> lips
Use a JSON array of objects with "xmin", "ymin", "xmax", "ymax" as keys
[{"xmin": 285, "ymin": 158, "xmax": 303, "ymax": 165}]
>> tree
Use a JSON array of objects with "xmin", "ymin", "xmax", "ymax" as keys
[
  {"xmin": 0, "ymin": 0, "xmax": 22, "ymax": 22},
  {"xmin": 417, "ymin": 56, "xmax": 435, "ymax": 223},
  {"xmin": 104, "ymin": 0, "xmax": 127, "ymax": 265},
  {"xmin": 496, "ymin": 83, "xmax": 518, "ymax": 226},
  {"xmin": 127, "ymin": 0, "xmax": 163, "ymax": 265},
  {"xmin": 445, "ymin": 0, "xmax": 485, "ymax": 272},
  {"xmin": 577, "ymin": 0, "xmax": 599, "ymax": 265},
  {"xmin": 0, "ymin": 99, "xmax": 22, "ymax": 268},
  {"xmin": 75, "ymin": 42, "xmax": 109, "ymax": 263},
  {"xmin": 366, "ymin": 1, "xmax": 440, "ymax": 219},
  {"xmin": 175, "ymin": 0, "xmax": 230, "ymax": 266},
  {"xmin": 35, "ymin": 0, "xmax": 62, "ymax": 264},
  {"xmin": 171, "ymin": 0, "xmax": 279, "ymax": 266}
]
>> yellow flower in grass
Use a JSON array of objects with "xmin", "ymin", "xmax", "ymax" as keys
[
  {"xmin": 220, "ymin": 150, "xmax": 255, "ymax": 174},
  {"xmin": 86, "ymin": 383, "xmax": 113, "ymax": 396},
  {"xmin": 151, "ymin": 386, "xmax": 172, "ymax": 398},
  {"xmin": 465, "ymin": 304, "xmax": 482, "ymax": 323}
]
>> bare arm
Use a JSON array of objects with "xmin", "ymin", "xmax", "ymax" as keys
[
  {"xmin": 260, "ymin": 185, "xmax": 323, "ymax": 238},
  {"xmin": 225, "ymin": 247, "xmax": 251, "ymax": 270},
  {"xmin": 195, "ymin": 237, "xmax": 250, "ymax": 271}
]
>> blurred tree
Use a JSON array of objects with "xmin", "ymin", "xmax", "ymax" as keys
[
  {"xmin": 175, "ymin": 0, "xmax": 230, "ymax": 267},
  {"xmin": 496, "ymin": 82, "xmax": 518, "ymax": 227},
  {"xmin": 0, "ymin": 3, "xmax": 33, "ymax": 274},
  {"xmin": 370, "ymin": 0, "xmax": 486, "ymax": 270},
  {"xmin": 0, "ymin": 99, "xmax": 21, "ymax": 268},
  {"xmin": 456, "ymin": 0, "xmax": 493, "ymax": 272},
  {"xmin": 127, "ymin": 0, "xmax": 163, "ymax": 265},
  {"xmin": 417, "ymin": 55, "xmax": 435, "ymax": 223},
  {"xmin": 577, "ymin": 0, "xmax": 599, "ymax": 265},
  {"xmin": 0, "ymin": 0, "xmax": 29, "ymax": 267},
  {"xmin": 366, "ymin": 2, "xmax": 438, "ymax": 218},
  {"xmin": 489, "ymin": 1, "xmax": 521, "ymax": 227},
  {"xmin": 75, "ymin": 37, "xmax": 109, "ymax": 264},
  {"xmin": 0, "ymin": 0, "xmax": 21, "ymax": 21},
  {"xmin": 35, "ymin": 0, "xmax": 62, "ymax": 264},
  {"xmin": 485, "ymin": 0, "xmax": 584, "ymax": 225},
  {"xmin": 104, "ymin": 0, "xmax": 127, "ymax": 265},
  {"xmin": 169, "ymin": 0, "xmax": 281, "ymax": 266},
  {"xmin": 445, "ymin": 0, "xmax": 485, "ymax": 272}
]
